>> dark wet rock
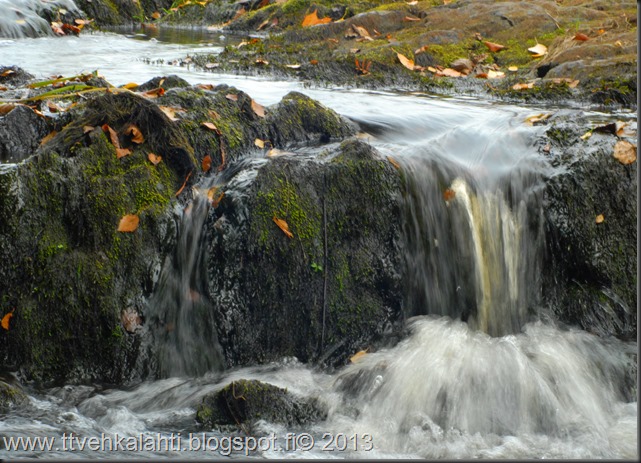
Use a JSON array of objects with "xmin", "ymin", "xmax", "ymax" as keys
[
  {"xmin": 74, "ymin": 0, "xmax": 173, "ymax": 26},
  {"xmin": 0, "ymin": 380, "xmax": 28, "ymax": 411},
  {"xmin": 542, "ymin": 116, "xmax": 637, "ymax": 340},
  {"xmin": 0, "ymin": 105, "xmax": 49, "ymax": 163},
  {"xmin": 137, "ymin": 75, "xmax": 191, "ymax": 92},
  {"xmin": 0, "ymin": 66, "xmax": 34, "ymax": 88},
  {"xmin": 196, "ymin": 379, "xmax": 326, "ymax": 429},
  {"xmin": 207, "ymin": 138, "xmax": 404, "ymax": 369}
]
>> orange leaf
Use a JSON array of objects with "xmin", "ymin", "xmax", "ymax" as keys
[
  {"xmin": 1, "ymin": 309, "xmax": 14, "ymax": 331},
  {"xmin": 142, "ymin": 87, "xmax": 165, "ymax": 98},
  {"xmin": 225, "ymin": 93, "xmax": 239, "ymax": 102},
  {"xmin": 202, "ymin": 154, "xmax": 212, "ymax": 172},
  {"xmin": 397, "ymin": 52, "xmax": 416, "ymax": 70},
  {"xmin": 613, "ymin": 140, "xmax": 636, "ymax": 165},
  {"xmin": 148, "ymin": 153, "xmax": 162, "ymax": 165},
  {"xmin": 102, "ymin": 123, "xmax": 120, "ymax": 148},
  {"xmin": 1, "ymin": 69, "xmax": 15, "ymax": 77},
  {"xmin": 273, "ymin": 217, "xmax": 294, "ymax": 238},
  {"xmin": 302, "ymin": 10, "xmax": 332, "ymax": 27},
  {"xmin": 251, "ymin": 100, "xmax": 266, "ymax": 118},
  {"xmin": 309, "ymin": 59, "xmax": 319, "ymax": 65},
  {"xmin": 152, "ymin": 11, "xmax": 161, "ymax": 19},
  {"xmin": 443, "ymin": 188, "xmax": 456, "ymax": 201},
  {"xmin": 483, "ymin": 41, "xmax": 506, "ymax": 52},
  {"xmin": 118, "ymin": 214, "xmax": 139, "ymax": 232},
  {"xmin": 40, "ymin": 130, "xmax": 58, "ymax": 146},
  {"xmin": 574, "ymin": 33, "xmax": 589, "ymax": 41},
  {"xmin": 116, "ymin": 148, "xmax": 132, "ymax": 159},
  {"xmin": 208, "ymin": 187, "xmax": 225, "ymax": 207},
  {"xmin": 175, "ymin": 171, "xmax": 193, "ymax": 196},
  {"xmin": 125, "ymin": 124, "xmax": 144, "ymax": 144}
]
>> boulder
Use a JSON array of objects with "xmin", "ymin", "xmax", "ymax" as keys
[
  {"xmin": 206, "ymin": 138, "xmax": 405, "ymax": 368},
  {"xmin": 0, "ymin": 380, "xmax": 28, "ymax": 411},
  {"xmin": 542, "ymin": 115, "xmax": 637, "ymax": 340},
  {"xmin": 0, "ymin": 105, "xmax": 49, "ymax": 163},
  {"xmin": 196, "ymin": 379, "xmax": 326, "ymax": 429}
]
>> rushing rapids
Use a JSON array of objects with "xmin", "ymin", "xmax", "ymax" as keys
[
  {"xmin": 0, "ymin": 0, "xmax": 79, "ymax": 38},
  {"xmin": 0, "ymin": 30, "xmax": 636, "ymax": 459}
]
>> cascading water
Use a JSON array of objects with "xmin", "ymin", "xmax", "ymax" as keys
[{"xmin": 0, "ymin": 0, "xmax": 79, "ymax": 38}]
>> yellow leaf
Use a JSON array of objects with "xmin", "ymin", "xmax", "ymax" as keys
[
  {"xmin": 397, "ymin": 52, "xmax": 415, "ymax": 71},
  {"xmin": 151, "ymin": 11, "xmax": 161, "ymax": 19},
  {"xmin": 1, "ymin": 309, "xmax": 14, "ymax": 330},
  {"xmin": 580, "ymin": 131, "xmax": 592, "ymax": 140},
  {"xmin": 273, "ymin": 217, "xmax": 293, "ymax": 238},
  {"xmin": 524, "ymin": 113, "xmax": 551, "ymax": 125},
  {"xmin": 508, "ymin": 66, "xmax": 518, "ymax": 72},
  {"xmin": 350, "ymin": 349, "xmax": 368, "ymax": 364},
  {"xmin": 122, "ymin": 82, "xmax": 139, "ymax": 90},
  {"xmin": 118, "ymin": 214, "xmax": 139, "ymax": 232},
  {"xmin": 613, "ymin": 140, "xmax": 636, "ymax": 165},
  {"xmin": 302, "ymin": 10, "xmax": 332, "ymax": 27},
  {"xmin": 255, "ymin": 138, "xmax": 265, "ymax": 148},
  {"xmin": 528, "ymin": 43, "xmax": 548, "ymax": 57},
  {"xmin": 595, "ymin": 214, "xmax": 604, "ymax": 224}
]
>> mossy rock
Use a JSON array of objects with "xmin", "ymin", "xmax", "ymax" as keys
[
  {"xmin": 0, "ymin": 380, "xmax": 28, "ymax": 411},
  {"xmin": 196, "ymin": 379, "xmax": 326, "ymax": 429}
]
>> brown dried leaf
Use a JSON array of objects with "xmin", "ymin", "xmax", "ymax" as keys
[
  {"xmin": 225, "ymin": 93, "xmax": 239, "ymax": 102},
  {"xmin": 273, "ymin": 217, "xmax": 293, "ymax": 238},
  {"xmin": 574, "ymin": 33, "xmax": 589, "ymax": 41},
  {"xmin": 397, "ymin": 52, "xmax": 415, "ymax": 70},
  {"xmin": 158, "ymin": 106, "xmax": 184, "ymax": 122},
  {"xmin": 439, "ymin": 68, "xmax": 462, "ymax": 77},
  {"xmin": 121, "ymin": 308, "xmax": 142, "ymax": 333},
  {"xmin": 116, "ymin": 148, "xmax": 132, "ymax": 159},
  {"xmin": 1, "ymin": 309, "xmax": 14, "ymax": 331},
  {"xmin": 613, "ymin": 140, "xmax": 636, "ymax": 165},
  {"xmin": 484, "ymin": 41, "xmax": 506, "ymax": 52},
  {"xmin": 202, "ymin": 121, "xmax": 220, "ymax": 131},
  {"xmin": 524, "ymin": 113, "xmax": 551, "ymax": 125},
  {"xmin": 387, "ymin": 156, "xmax": 400, "ymax": 169},
  {"xmin": 152, "ymin": 11, "xmax": 161, "ymax": 20},
  {"xmin": 83, "ymin": 125, "xmax": 95, "ymax": 134},
  {"xmin": 142, "ymin": 87, "xmax": 165, "ymax": 98},
  {"xmin": 101, "ymin": 124, "xmax": 121, "ymax": 148},
  {"xmin": 40, "ymin": 130, "xmax": 58, "ymax": 146},
  {"xmin": 118, "ymin": 214, "xmax": 139, "ymax": 232},
  {"xmin": 302, "ymin": 10, "xmax": 332, "ymax": 27},
  {"xmin": 147, "ymin": 153, "xmax": 162, "ymax": 165},
  {"xmin": 202, "ymin": 154, "xmax": 212, "ymax": 172},
  {"xmin": 208, "ymin": 187, "xmax": 225, "ymax": 208},
  {"xmin": 352, "ymin": 25, "xmax": 371, "ymax": 39},
  {"xmin": 251, "ymin": 99, "xmax": 266, "ymax": 118},
  {"xmin": 175, "ymin": 171, "xmax": 193, "ymax": 197},
  {"xmin": 528, "ymin": 43, "xmax": 548, "ymax": 57},
  {"xmin": 125, "ymin": 124, "xmax": 144, "ymax": 144},
  {"xmin": 403, "ymin": 16, "xmax": 421, "ymax": 22},
  {"xmin": 512, "ymin": 82, "xmax": 535, "ymax": 90}
]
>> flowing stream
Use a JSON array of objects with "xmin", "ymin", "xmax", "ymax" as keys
[{"xmin": 0, "ymin": 28, "xmax": 637, "ymax": 459}]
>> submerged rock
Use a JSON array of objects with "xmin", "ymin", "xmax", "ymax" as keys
[
  {"xmin": 196, "ymin": 379, "xmax": 326, "ymax": 429},
  {"xmin": 542, "ymin": 116, "xmax": 637, "ymax": 340},
  {"xmin": 207, "ymin": 138, "xmax": 404, "ymax": 368}
]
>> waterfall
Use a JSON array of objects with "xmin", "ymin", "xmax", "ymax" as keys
[
  {"xmin": 0, "ymin": 0, "xmax": 79, "ymax": 38},
  {"xmin": 147, "ymin": 190, "xmax": 225, "ymax": 378}
]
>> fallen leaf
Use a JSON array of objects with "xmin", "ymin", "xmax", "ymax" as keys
[
  {"xmin": 46, "ymin": 100, "xmax": 63, "ymax": 113},
  {"xmin": 208, "ymin": 187, "xmax": 225, "ymax": 207},
  {"xmin": 152, "ymin": 11, "xmax": 162, "ymax": 19},
  {"xmin": 0, "ymin": 103, "xmax": 17, "ymax": 115},
  {"xmin": 443, "ymin": 188, "xmax": 456, "ymax": 201},
  {"xmin": 257, "ymin": 18, "xmax": 270, "ymax": 31},
  {"xmin": 142, "ymin": 87, "xmax": 165, "ymax": 98},
  {"xmin": 158, "ymin": 106, "xmax": 184, "ymax": 121},
  {"xmin": 397, "ymin": 52, "xmax": 416, "ymax": 70},
  {"xmin": 613, "ymin": 140, "xmax": 636, "ymax": 164},
  {"xmin": 406, "ymin": 0, "xmax": 418, "ymax": 4},
  {"xmin": 403, "ymin": 16, "xmax": 421, "ymax": 22},
  {"xmin": 101, "ymin": 124, "xmax": 120, "ymax": 148},
  {"xmin": 568, "ymin": 79, "xmax": 580, "ymax": 88},
  {"xmin": 116, "ymin": 148, "xmax": 132, "ymax": 159},
  {"xmin": 175, "ymin": 171, "xmax": 193, "ymax": 196},
  {"xmin": 118, "ymin": 214, "xmax": 139, "ymax": 232},
  {"xmin": 486, "ymin": 70, "xmax": 505, "ymax": 79},
  {"xmin": 205, "ymin": 62, "xmax": 220, "ymax": 69},
  {"xmin": 350, "ymin": 349, "xmax": 368, "ymax": 363},
  {"xmin": 415, "ymin": 45, "xmax": 429, "ymax": 54},
  {"xmin": 124, "ymin": 124, "xmax": 144, "ymax": 144},
  {"xmin": 439, "ymin": 68, "xmax": 462, "ymax": 77},
  {"xmin": 580, "ymin": 131, "xmax": 592, "ymax": 140},
  {"xmin": 202, "ymin": 122, "xmax": 220, "ymax": 131},
  {"xmin": 614, "ymin": 40, "xmax": 623, "ymax": 48},
  {"xmin": 255, "ymin": 138, "xmax": 265, "ymax": 148},
  {"xmin": 512, "ymin": 82, "xmax": 535, "ymax": 90},
  {"xmin": 255, "ymin": 58, "xmax": 269, "ymax": 66},
  {"xmin": 273, "ymin": 217, "xmax": 293, "ymax": 238},
  {"xmin": 285, "ymin": 64, "xmax": 301, "ymax": 69},
  {"xmin": 528, "ymin": 43, "xmax": 548, "ymax": 57},
  {"xmin": 1, "ymin": 309, "xmax": 14, "ymax": 331},
  {"xmin": 202, "ymin": 155, "xmax": 212, "ymax": 172},
  {"xmin": 543, "ymin": 144, "xmax": 551, "ymax": 153},
  {"xmin": 574, "ymin": 32, "xmax": 589, "ymax": 41},
  {"xmin": 197, "ymin": 83, "xmax": 215, "ymax": 90},
  {"xmin": 147, "ymin": 153, "xmax": 162, "ymax": 165},
  {"xmin": 225, "ymin": 93, "xmax": 239, "ymax": 102},
  {"xmin": 251, "ymin": 100, "xmax": 266, "ymax": 118},
  {"xmin": 484, "ymin": 41, "xmax": 506, "ymax": 52},
  {"xmin": 595, "ymin": 214, "xmax": 604, "ymax": 224},
  {"xmin": 508, "ymin": 65, "xmax": 519, "ymax": 72},
  {"xmin": 0, "ymin": 69, "xmax": 15, "ymax": 77},
  {"xmin": 350, "ymin": 48, "xmax": 361, "ymax": 54},
  {"xmin": 327, "ymin": 37, "xmax": 339, "ymax": 44},
  {"xmin": 122, "ymin": 82, "xmax": 139, "ymax": 89},
  {"xmin": 40, "ymin": 130, "xmax": 58, "ymax": 146},
  {"xmin": 450, "ymin": 58, "xmax": 474, "ymax": 74},
  {"xmin": 387, "ymin": 156, "xmax": 400, "ymax": 169},
  {"xmin": 309, "ymin": 59, "xmax": 319, "ymax": 65},
  {"xmin": 83, "ymin": 125, "xmax": 94, "ymax": 134},
  {"xmin": 524, "ymin": 113, "xmax": 551, "ymax": 124},
  {"xmin": 352, "ymin": 25, "xmax": 372, "ymax": 40},
  {"xmin": 302, "ymin": 10, "xmax": 332, "ymax": 27}
]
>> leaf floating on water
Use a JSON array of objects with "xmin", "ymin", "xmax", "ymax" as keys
[
  {"xmin": 302, "ymin": 10, "xmax": 332, "ymax": 27},
  {"xmin": 124, "ymin": 124, "xmax": 144, "ymax": 144},
  {"xmin": 528, "ymin": 43, "xmax": 548, "ymax": 57},
  {"xmin": 350, "ymin": 349, "xmax": 368, "ymax": 364},
  {"xmin": 202, "ymin": 154, "xmax": 212, "ymax": 172},
  {"xmin": 1, "ymin": 308, "xmax": 14, "ymax": 331},
  {"xmin": 118, "ymin": 214, "xmax": 139, "ymax": 232},
  {"xmin": 175, "ymin": 171, "xmax": 193, "ymax": 197},
  {"xmin": 147, "ymin": 153, "xmax": 162, "ymax": 165},
  {"xmin": 595, "ymin": 214, "xmax": 604, "ymax": 224},
  {"xmin": 251, "ymin": 99, "xmax": 266, "ymax": 118},
  {"xmin": 613, "ymin": 140, "xmax": 636, "ymax": 165},
  {"xmin": 443, "ymin": 188, "xmax": 456, "ymax": 201},
  {"xmin": 273, "ymin": 217, "xmax": 293, "ymax": 238}
]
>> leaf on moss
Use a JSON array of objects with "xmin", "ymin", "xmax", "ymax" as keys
[
  {"xmin": 102, "ymin": 123, "xmax": 120, "ymax": 148},
  {"xmin": 613, "ymin": 140, "xmax": 636, "ymax": 165},
  {"xmin": 595, "ymin": 214, "xmax": 604, "ymax": 224},
  {"xmin": 302, "ymin": 10, "xmax": 332, "ymax": 27},
  {"xmin": 483, "ymin": 41, "xmax": 506, "ymax": 52},
  {"xmin": 40, "ymin": 130, "xmax": 58, "ymax": 146},
  {"xmin": 273, "ymin": 217, "xmax": 293, "ymax": 238},
  {"xmin": 124, "ymin": 124, "xmax": 144, "ymax": 144},
  {"xmin": 397, "ymin": 52, "xmax": 416, "ymax": 71},
  {"xmin": 251, "ymin": 99, "xmax": 266, "ymax": 118},
  {"xmin": 1, "ymin": 309, "xmax": 14, "ymax": 331},
  {"xmin": 147, "ymin": 153, "xmax": 162, "ymax": 165},
  {"xmin": 118, "ymin": 214, "xmax": 139, "ymax": 232},
  {"xmin": 528, "ymin": 43, "xmax": 548, "ymax": 57}
]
